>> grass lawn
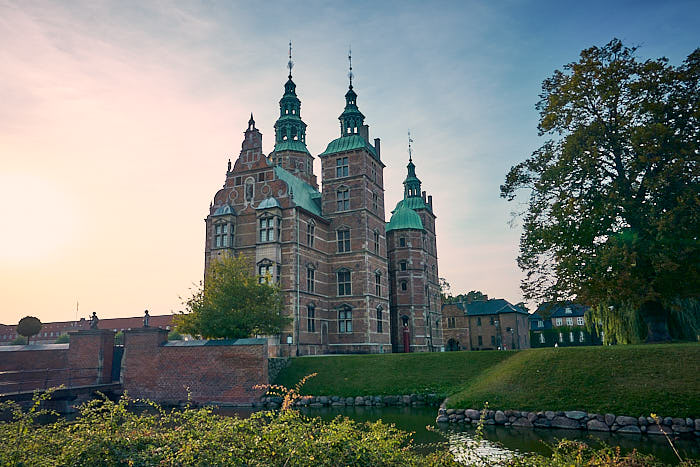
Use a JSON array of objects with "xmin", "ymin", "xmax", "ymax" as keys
[
  {"xmin": 446, "ymin": 343, "xmax": 700, "ymax": 417},
  {"xmin": 275, "ymin": 343, "xmax": 700, "ymax": 417},
  {"xmin": 274, "ymin": 350, "xmax": 513, "ymax": 397}
]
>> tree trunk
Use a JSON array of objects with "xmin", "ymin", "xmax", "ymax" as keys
[{"xmin": 640, "ymin": 300, "xmax": 672, "ymax": 343}]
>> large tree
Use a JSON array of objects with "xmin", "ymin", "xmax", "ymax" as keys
[
  {"xmin": 501, "ymin": 39, "xmax": 699, "ymax": 342},
  {"xmin": 175, "ymin": 254, "xmax": 289, "ymax": 339},
  {"xmin": 17, "ymin": 316, "xmax": 42, "ymax": 345}
]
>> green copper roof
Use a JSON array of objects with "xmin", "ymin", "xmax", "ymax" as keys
[
  {"xmin": 394, "ymin": 196, "xmax": 431, "ymax": 212},
  {"xmin": 273, "ymin": 166, "xmax": 322, "ymax": 216},
  {"xmin": 386, "ymin": 205, "xmax": 424, "ymax": 232},
  {"xmin": 213, "ymin": 204, "xmax": 236, "ymax": 216},
  {"xmin": 274, "ymin": 139, "xmax": 310, "ymax": 154},
  {"xmin": 256, "ymin": 197, "xmax": 281, "ymax": 210},
  {"xmin": 319, "ymin": 134, "xmax": 378, "ymax": 159}
]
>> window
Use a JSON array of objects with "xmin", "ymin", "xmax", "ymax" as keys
[
  {"xmin": 214, "ymin": 223, "xmax": 231, "ymax": 248},
  {"xmin": 489, "ymin": 317, "xmax": 495, "ymax": 326},
  {"xmin": 558, "ymin": 332, "xmax": 563, "ymax": 342},
  {"xmin": 569, "ymin": 331, "xmax": 574, "ymax": 342},
  {"xmin": 537, "ymin": 320, "xmax": 544, "ymax": 328},
  {"xmin": 339, "ymin": 307, "xmax": 352, "ymax": 333},
  {"xmin": 307, "ymin": 267, "xmax": 315, "ymax": 293},
  {"xmin": 373, "ymin": 231, "xmax": 380, "ymax": 254},
  {"xmin": 307, "ymin": 222, "xmax": 315, "ymax": 247},
  {"xmin": 400, "ymin": 261, "xmax": 407, "ymax": 271},
  {"xmin": 577, "ymin": 317, "xmax": 584, "ymax": 326},
  {"xmin": 376, "ymin": 306, "xmax": 383, "ymax": 333},
  {"xmin": 375, "ymin": 272, "xmax": 381, "ymax": 296},
  {"xmin": 566, "ymin": 317, "xmax": 573, "ymax": 326},
  {"xmin": 555, "ymin": 317, "xmax": 563, "ymax": 326},
  {"xmin": 478, "ymin": 335, "xmax": 483, "ymax": 346},
  {"xmin": 447, "ymin": 316, "xmax": 456, "ymax": 328},
  {"xmin": 491, "ymin": 336, "xmax": 496, "ymax": 346},
  {"xmin": 565, "ymin": 307, "xmax": 572, "ymax": 314},
  {"xmin": 337, "ymin": 270, "xmax": 351, "ymax": 296},
  {"xmin": 579, "ymin": 331, "xmax": 585, "ymax": 342},
  {"xmin": 259, "ymin": 217, "xmax": 275, "ymax": 242},
  {"xmin": 258, "ymin": 172, "xmax": 265, "ymax": 182},
  {"xmin": 336, "ymin": 188, "xmax": 350, "ymax": 211},
  {"xmin": 372, "ymin": 192, "xmax": 378, "ymax": 211},
  {"xmin": 539, "ymin": 333, "xmax": 546, "ymax": 344},
  {"xmin": 477, "ymin": 317, "xmax": 482, "ymax": 326},
  {"xmin": 336, "ymin": 157, "xmax": 349, "ymax": 178},
  {"xmin": 307, "ymin": 305, "xmax": 315, "ymax": 332},
  {"xmin": 337, "ymin": 229, "xmax": 350, "ymax": 253},
  {"xmin": 400, "ymin": 281, "xmax": 407, "ymax": 291},
  {"xmin": 258, "ymin": 264, "xmax": 273, "ymax": 283},
  {"xmin": 399, "ymin": 237, "xmax": 406, "ymax": 247}
]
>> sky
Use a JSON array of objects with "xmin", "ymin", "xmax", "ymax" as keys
[{"xmin": 1, "ymin": 0, "xmax": 698, "ymax": 324}]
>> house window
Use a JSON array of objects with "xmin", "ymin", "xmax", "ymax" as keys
[
  {"xmin": 307, "ymin": 222, "xmax": 315, "ymax": 247},
  {"xmin": 478, "ymin": 335, "xmax": 483, "ymax": 346},
  {"xmin": 307, "ymin": 267, "xmax": 315, "ymax": 293},
  {"xmin": 307, "ymin": 305, "xmax": 316, "ymax": 332},
  {"xmin": 214, "ymin": 223, "xmax": 231, "ymax": 248},
  {"xmin": 376, "ymin": 306, "xmax": 383, "ymax": 333},
  {"xmin": 555, "ymin": 318, "xmax": 563, "ymax": 326},
  {"xmin": 577, "ymin": 317, "xmax": 584, "ymax": 326},
  {"xmin": 489, "ymin": 317, "xmax": 495, "ymax": 326},
  {"xmin": 566, "ymin": 317, "xmax": 573, "ymax": 326},
  {"xmin": 337, "ymin": 229, "xmax": 350, "ymax": 253},
  {"xmin": 537, "ymin": 320, "xmax": 544, "ymax": 328},
  {"xmin": 258, "ymin": 264, "xmax": 273, "ymax": 283},
  {"xmin": 259, "ymin": 217, "xmax": 275, "ymax": 242},
  {"xmin": 337, "ymin": 188, "xmax": 350, "ymax": 211},
  {"xmin": 400, "ymin": 281, "xmax": 407, "ymax": 291},
  {"xmin": 539, "ymin": 333, "xmax": 545, "ymax": 344},
  {"xmin": 372, "ymin": 192, "xmax": 378, "ymax": 211},
  {"xmin": 399, "ymin": 237, "xmax": 406, "ymax": 247},
  {"xmin": 336, "ymin": 157, "xmax": 349, "ymax": 178},
  {"xmin": 400, "ymin": 261, "xmax": 407, "ymax": 271},
  {"xmin": 373, "ymin": 231, "xmax": 380, "ymax": 254},
  {"xmin": 337, "ymin": 270, "xmax": 351, "ymax": 296},
  {"xmin": 579, "ymin": 331, "xmax": 585, "ymax": 342},
  {"xmin": 375, "ymin": 273, "xmax": 381, "ymax": 296},
  {"xmin": 339, "ymin": 307, "xmax": 352, "ymax": 333},
  {"xmin": 569, "ymin": 331, "xmax": 574, "ymax": 342},
  {"xmin": 565, "ymin": 307, "xmax": 572, "ymax": 314},
  {"xmin": 477, "ymin": 317, "xmax": 482, "ymax": 326}
]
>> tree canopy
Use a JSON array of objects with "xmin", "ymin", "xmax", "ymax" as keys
[
  {"xmin": 175, "ymin": 254, "xmax": 289, "ymax": 339},
  {"xmin": 17, "ymin": 316, "xmax": 42, "ymax": 344},
  {"xmin": 501, "ymin": 39, "xmax": 699, "ymax": 341}
]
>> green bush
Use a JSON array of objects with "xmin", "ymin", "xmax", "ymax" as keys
[
  {"xmin": 9, "ymin": 336, "xmax": 27, "ymax": 345},
  {"xmin": 54, "ymin": 334, "xmax": 70, "ymax": 344},
  {"xmin": 167, "ymin": 330, "xmax": 183, "ymax": 341}
]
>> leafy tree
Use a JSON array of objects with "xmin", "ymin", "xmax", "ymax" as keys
[
  {"xmin": 167, "ymin": 330, "xmax": 183, "ymax": 341},
  {"xmin": 439, "ymin": 277, "xmax": 452, "ymax": 302},
  {"xmin": 175, "ymin": 254, "xmax": 289, "ymax": 339},
  {"xmin": 446, "ymin": 290, "xmax": 489, "ymax": 304},
  {"xmin": 114, "ymin": 331, "xmax": 124, "ymax": 345},
  {"xmin": 54, "ymin": 334, "xmax": 70, "ymax": 344},
  {"xmin": 501, "ymin": 39, "xmax": 700, "ymax": 342},
  {"xmin": 17, "ymin": 316, "xmax": 42, "ymax": 344}
]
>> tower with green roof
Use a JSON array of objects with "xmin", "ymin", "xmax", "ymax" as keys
[
  {"xmin": 269, "ymin": 43, "xmax": 317, "ymax": 188},
  {"xmin": 386, "ymin": 135, "xmax": 442, "ymax": 353}
]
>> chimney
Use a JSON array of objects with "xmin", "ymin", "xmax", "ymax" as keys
[
  {"xmin": 374, "ymin": 138, "xmax": 381, "ymax": 158},
  {"xmin": 428, "ymin": 195, "xmax": 433, "ymax": 207},
  {"xmin": 422, "ymin": 191, "xmax": 427, "ymax": 202},
  {"xmin": 359, "ymin": 124, "xmax": 369, "ymax": 141}
]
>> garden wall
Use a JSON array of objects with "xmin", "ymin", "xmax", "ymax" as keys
[{"xmin": 121, "ymin": 328, "xmax": 268, "ymax": 405}]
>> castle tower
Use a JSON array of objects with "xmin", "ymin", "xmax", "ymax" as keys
[
  {"xmin": 386, "ymin": 139, "xmax": 443, "ymax": 352},
  {"xmin": 268, "ymin": 43, "xmax": 317, "ymax": 188},
  {"xmin": 317, "ymin": 52, "xmax": 390, "ymax": 353}
]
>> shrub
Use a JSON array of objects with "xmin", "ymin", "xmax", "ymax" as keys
[
  {"xmin": 9, "ymin": 336, "xmax": 27, "ymax": 345},
  {"xmin": 54, "ymin": 334, "xmax": 70, "ymax": 344}
]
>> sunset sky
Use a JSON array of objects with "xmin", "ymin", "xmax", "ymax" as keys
[{"xmin": 1, "ymin": 0, "xmax": 698, "ymax": 324}]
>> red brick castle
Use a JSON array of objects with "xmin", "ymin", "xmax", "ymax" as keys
[{"xmin": 204, "ymin": 51, "xmax": 442, "ymax": 356}]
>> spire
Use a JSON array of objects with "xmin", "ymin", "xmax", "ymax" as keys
[
  {"xmin": 274, "ymin": 42, "xmax": 309, "ymax": 153},
  {"xmin": 403, "ymin": 131, "xmax": 421, "ymax": 198},
  {"xmin": 339, "ymin": 47, "xmax": 365, "ymax": 137}
]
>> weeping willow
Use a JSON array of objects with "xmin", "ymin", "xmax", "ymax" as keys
[{"xmin": 586, "ymin": 299, "xmax": 700, "ymax": 344}]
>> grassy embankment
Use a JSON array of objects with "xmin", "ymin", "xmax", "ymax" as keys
[{"xmin": 274, "ymin": 343, "xmax": 700, "ymax": 417}]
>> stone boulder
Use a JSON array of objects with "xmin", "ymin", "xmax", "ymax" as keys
[
  {"xmin": 615, "ymin": 416, "xmax": 638, "ymax": 426},
  {"xmin": 512, "ymin": 418, "xmax": 533, "ymax": 428},
  {"xmin": 494, "ymin": 410, "xmax": 507, "ymax": 424},
  {"xmin": 565, "ymin": 410, "xmax": 587, "ymax": 420},
  {"xmin": 465, "ymin": 409, "xmax": 481, "ymax": 420},
  {"xmin": 587, "ymin": 419, "xmax": 610, "ymax": 432},
  {"xmin": 605, "ymin": 414, "xmax": 616, "ymax": 426},
  {"xmin": 545, "ymin": 411, "xmax": 555, "ymax": 420},
  {"xmin": 551, "ymin": 416, "xmax": 581, "ymax": 430},
  {"xmin": 646, "ymin": 425, "xmax": 672, "ymax": 436}
]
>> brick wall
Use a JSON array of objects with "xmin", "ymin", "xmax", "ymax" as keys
[
  {"xmin": 121, "ymin": 328, "xmax": 268, "ymax": 405},
  {"xmin": 0, "ymin": 329, "xmax": 115, "ymax": 393}
]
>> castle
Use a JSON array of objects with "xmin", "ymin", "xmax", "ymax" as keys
[{"xmin": 204, "ymin": 52, "xmax": 442, "ymax": 356}]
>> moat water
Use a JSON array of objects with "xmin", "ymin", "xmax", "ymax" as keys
[{"xmin": 216, "ymin": 405, "xmax": 699, "ymax": 465}]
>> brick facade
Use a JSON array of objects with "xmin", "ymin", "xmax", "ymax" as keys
[
  {"xmin": 203, "ymin": 70, "xmax": 441, "ymax": 355},
  {"xmin": 121, "ymin": 328, "xmax": 268, "ymax": 405},
  {"xmin": 441, "ymin": 300, "xmax": 530, "ymax": 351}
]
